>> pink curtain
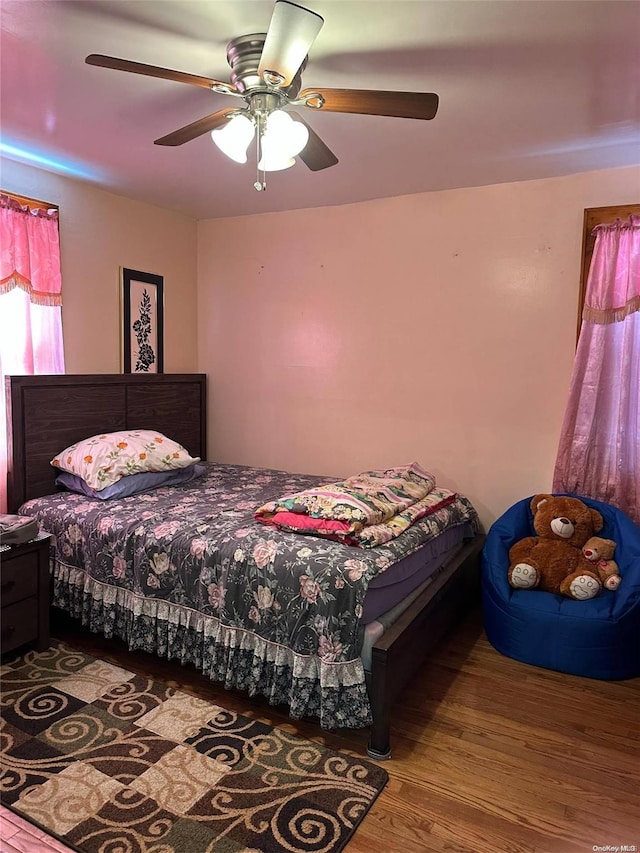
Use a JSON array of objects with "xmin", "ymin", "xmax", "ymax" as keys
[
  {"xmin": 0, "ymin": 194, "xmax": 65, "ymax": 513},
  {"xmin": 553, "ymin": 214, "xmax": 640, "ymax": 523}
]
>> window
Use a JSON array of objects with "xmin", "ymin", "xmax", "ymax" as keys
[
  {"xmin": 577, "ymin": 203, "xmax": 640, "ymax": 341},
  {"xmin": 0, "ymin": 191, "xmax": 65, "ymax": 511},
  {"xmin": 554, "ymin": 203, "xmax": 639, "ymax": 521}
]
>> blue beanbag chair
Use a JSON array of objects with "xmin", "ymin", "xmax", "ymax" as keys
[{"xmin": 482, "ymin": 495, "xmax": 640, "ymax": 680}]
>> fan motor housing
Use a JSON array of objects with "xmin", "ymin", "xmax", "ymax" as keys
[{"xmin": 226, "ymin": 33, "xmax": 306, "ymax": 98}]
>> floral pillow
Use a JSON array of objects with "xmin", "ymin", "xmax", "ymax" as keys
[{"xmin": 51, "ymin": 429, "xmax": 200, "ymax": 491}]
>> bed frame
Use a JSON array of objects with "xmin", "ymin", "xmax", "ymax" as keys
[{"xmin": 5, "ymin": 373, "xmax": 484, "ymax": 759}]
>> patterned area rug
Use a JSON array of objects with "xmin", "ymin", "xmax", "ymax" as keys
[{"xmin": 0, "ymin": 642, "xmax": 388, "ymax": 853}]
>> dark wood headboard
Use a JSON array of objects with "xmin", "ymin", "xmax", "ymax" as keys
[{"xmin": 6, "ymin": 374, "xmax": 207, "ymax": 511}]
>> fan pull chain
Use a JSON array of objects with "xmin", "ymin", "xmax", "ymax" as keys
[{"xmin": 254, "ymin": 115, "xmax": 266, "ymax": 192}]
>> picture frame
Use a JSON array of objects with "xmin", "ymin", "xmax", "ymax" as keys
[{"xmin": 121, "ymin": 268, "xmax": 164, "ymax": 374}]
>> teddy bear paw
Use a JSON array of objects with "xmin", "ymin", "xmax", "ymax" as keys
[
  {"xmin": 569, "ymin": 575, "xmax": 602, "ymax": 600},
  {"xmin": 605, "ymin": 575, "xmax": 621, "ymax": 590},
  {"xmin": 510, "ymin": 563, "xmax": 538, "ymax": 589}
]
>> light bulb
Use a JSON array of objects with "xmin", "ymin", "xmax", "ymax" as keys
[
  {"xmin": 258, "ymin": 149, "xmax": 296, "ymax": 171},
  {"xmin": 211, "ymin": 114, "xmax": 255, "ymax": 164},
  {"xmin": 264, "ymin": 110, "xmax": 309, "ymax": 158},
  {"xmin": 257, "ymin": 110, "xmax": 308, "ymax": 171}
]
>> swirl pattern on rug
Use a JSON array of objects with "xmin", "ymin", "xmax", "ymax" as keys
[{"xmin": 0, "ymin": 642, "xmax": 388, "ymax": 853}]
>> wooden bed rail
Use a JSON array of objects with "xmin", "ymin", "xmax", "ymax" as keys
[{"xmin": 367, "ymin": 534, "xmax": 485, "ymax": 759}]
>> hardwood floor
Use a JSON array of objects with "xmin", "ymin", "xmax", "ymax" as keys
[
  {"xmin": 0, "ymin": 808, "xmax": 75, "ymax": 853},
  {"xmin": 3, "ymin": 607, "xmax": 639, "ymax": 853}
]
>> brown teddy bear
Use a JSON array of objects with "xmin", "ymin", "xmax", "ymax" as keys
[
  {"xmin": 508, "ymin": 494, "xmax": 605, "ymax": 600},
  {"xmin": 581, "ymin": 536, "xmax": 621, "ymax": 591}
]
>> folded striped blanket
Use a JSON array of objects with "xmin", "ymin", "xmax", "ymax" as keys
[{"xmin": 254, "ymin": 461, "xmax": 458, "ymax": 547}]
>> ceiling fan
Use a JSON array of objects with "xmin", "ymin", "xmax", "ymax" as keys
[{"xmin": 86, "ymin": 0, "xmax": 439, "ymax": 190}]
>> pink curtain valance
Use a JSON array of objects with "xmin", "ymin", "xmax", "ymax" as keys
[
  {"xmin": 581, "ymin": 214, "xmax": 640, "ymax": 324},
  {"xmin": 0, "ymin": 193, "xmax": 62, "ymax": 306}
]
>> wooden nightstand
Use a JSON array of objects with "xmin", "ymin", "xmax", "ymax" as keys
[{"xmin": 0, "ymin": 534, "xmax": 52, "ymax": 655}]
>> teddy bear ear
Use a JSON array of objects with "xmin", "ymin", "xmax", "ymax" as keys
[
  {"xmin": 590, "ymin": 508, "xmax": 604, "ymax": 533},
  {"xmin": 601, "ymin": 538, "xmax": 616, "ymax": 553},
  {"xmin": 530, "ymin": 494, "xmax": 552, "ymax": 513}
]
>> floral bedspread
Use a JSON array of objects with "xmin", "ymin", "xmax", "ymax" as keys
[{"xmin": 20, "ymin": 463, "xmax": 479, "ymax": 730}]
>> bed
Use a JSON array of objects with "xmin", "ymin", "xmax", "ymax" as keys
[{"xmin": 6, "ymin": 373, "xmax": 485, "ymax": 759}]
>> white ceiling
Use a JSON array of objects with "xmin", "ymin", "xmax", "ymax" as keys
[{"xmin": 1, "ymin": 0, "xmax": 639, "ymax": 220}]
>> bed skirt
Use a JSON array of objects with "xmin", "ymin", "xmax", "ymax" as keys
[{"xmin": 52, "ymin": 561, "xmax": 373, "ymax": 730}]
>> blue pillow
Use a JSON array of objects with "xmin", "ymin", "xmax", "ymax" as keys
[{"xmin": 55, "ymin": 463, "xmax": 206, "ymax": 500}]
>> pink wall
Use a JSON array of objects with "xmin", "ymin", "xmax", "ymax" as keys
[
  {"xmin": 4, "ymin": 156, "xmax": 637, "ymax": 529},
  {"xmin": 197, "ymin": 165, "xmax": 640, "ymax": 528},
  {"xmin": 1, "ymin": 159, "xmax": 198, "ymax": 373}
]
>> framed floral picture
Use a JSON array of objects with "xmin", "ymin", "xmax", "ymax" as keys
[{"xmin": 121, "ymin": 268, "xmax": 164, "ymax": 373}]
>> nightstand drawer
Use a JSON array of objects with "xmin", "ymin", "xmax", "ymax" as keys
[
  {"xmin": 1, "ymin": 597, "xmax": 39, "ymax": 654},
  {"xmin": 0, "ymin": 536, "xmax": 52, "ymax": 655},
  {"xmin": 1, "ymin": 554, "xmax": 39, "ymax": 606}
]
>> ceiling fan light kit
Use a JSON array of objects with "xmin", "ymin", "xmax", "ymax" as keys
[
  {"xmin": 212, "ymin": 107, "xmax": 308, "ymax": 173},
  {"xmin": 85, "ymin": 0, "xmax": 439, "ymax": 191}
]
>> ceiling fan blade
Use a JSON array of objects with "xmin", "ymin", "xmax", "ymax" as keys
[
  {"xmin": 299, "ymin": 88, "xmax": 439, "ymax": 120},
  {"xmin": 154, "ymin": 108, "xmax": 237, "ymax": 146},
  {"xmin": 86, "ymin": 54, "xmax": 233, "ymax": 91},
  {"xmin": 258, "ymin": 1, "xmax": 324, "ymax": 88},
  {"xmin": 290, "ymin": 113, "xmax": 338, "ymax": 171}
]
